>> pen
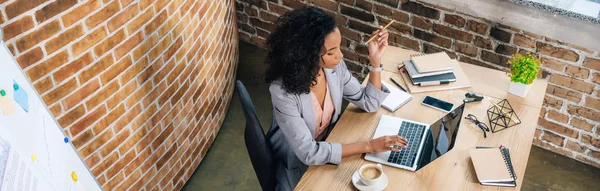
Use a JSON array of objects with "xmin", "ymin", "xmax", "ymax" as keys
[
  {"xmin": 390, "ymin": 78, "xmax": 407, "ymax": 92},
  {"xmin": 417, "ymin": 80, "xmax": 451, "ymax": 86},
  {"xmin": 364, "ymin": 20, "xmax": 394, "ymax": 45}
]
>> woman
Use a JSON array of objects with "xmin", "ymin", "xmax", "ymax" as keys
[{"xmin": 265, "ymin": 7, "xmax": 408, "ymax": 190}]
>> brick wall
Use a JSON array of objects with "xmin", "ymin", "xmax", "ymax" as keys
[
  {"xmin": 1, "ymin": 0, "xmax": 238, "ymax": 190},
  {"xmin": 235, "ymin": 0, "xmax": 600, "ymax": 168}
]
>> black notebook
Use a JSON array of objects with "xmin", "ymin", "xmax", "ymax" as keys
[{"xmin": 470, "ymin": 146, "xmax": 517, "ymax": 187}]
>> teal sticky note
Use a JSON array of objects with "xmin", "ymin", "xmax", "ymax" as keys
[{"xmin": 12, "ymin": 80, "xmax": 29, "ymax": 112}]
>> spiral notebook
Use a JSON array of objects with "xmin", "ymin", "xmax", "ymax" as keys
[
  {"xmin": 380, "ymin": 81, "xmax": 412, "ymax": 112},
  {"xmin": 410, "ymin": 52, "xmax": 454, "ymax": 73},
  {"xmin": 469, "ymin": 146, "xmax": 516, "ymax": 187}
]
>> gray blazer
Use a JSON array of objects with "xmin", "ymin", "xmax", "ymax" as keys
[{"xmin": 267, "ymin": 60, "xmax": 390, "ymax": 191}]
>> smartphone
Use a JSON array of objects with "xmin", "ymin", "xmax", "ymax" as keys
[{"xmin": 421, "ymin": 96, "xmax": 454, "ymax": 112}]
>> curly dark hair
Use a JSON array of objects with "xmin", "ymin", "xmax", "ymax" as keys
[{"xmin": 264, "ymin": 7, "xmax": 336, "ymax": 94}]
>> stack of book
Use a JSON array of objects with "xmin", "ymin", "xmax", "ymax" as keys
[{"xmin": 403, "ymin": 52, "xmax": 456, "ymax": 86}]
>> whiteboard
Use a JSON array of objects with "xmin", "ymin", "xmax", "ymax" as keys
[{"xmin": 0, "ymin": 41, "xmax": 101, "ymax": 191}]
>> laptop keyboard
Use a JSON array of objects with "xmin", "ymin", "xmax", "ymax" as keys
[{"xmin": 387, "ymin": 121, "xmax": 426, "ymax": 167}]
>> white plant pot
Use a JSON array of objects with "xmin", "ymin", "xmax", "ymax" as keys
[{"xmin": 508, "ymin": 81, "xmax": 531, "ymax": 98}]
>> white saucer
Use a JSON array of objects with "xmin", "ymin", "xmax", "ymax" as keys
[{"xmin": 352, "ymin": 170, "xmax": 388, "ymax": 191}]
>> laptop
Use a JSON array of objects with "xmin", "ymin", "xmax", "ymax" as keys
[{"xmin": 365, "ymin": 104, "xmax": 465, "ymax": 171}]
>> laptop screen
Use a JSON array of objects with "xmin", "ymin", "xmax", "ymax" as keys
[{"xmin": 417, "ymin": 103, "xmax": 465, "ymax": 170}]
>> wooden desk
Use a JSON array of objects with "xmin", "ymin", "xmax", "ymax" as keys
[{"xmin": 296, "ymin": 47, "xmax": 548, "ymax": 190}]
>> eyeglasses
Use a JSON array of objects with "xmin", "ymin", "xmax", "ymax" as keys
[{"xmin": 465, "ymin": 114, "xmax": 490, "ymax": 138}]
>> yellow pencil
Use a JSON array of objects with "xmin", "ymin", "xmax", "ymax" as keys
[
  {"xmin": 488, "ymin": 100, "xmax": 520, "ymax": 124},
  {"xmin": 364, "ymin": 20, "xmax": 394, "ymax": 45}
]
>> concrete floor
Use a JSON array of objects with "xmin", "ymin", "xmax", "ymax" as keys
[{"xmin": 181, "ymin": 41, "xmax": 600, "ymax": 191}]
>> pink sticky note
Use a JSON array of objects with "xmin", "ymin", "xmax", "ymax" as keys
[{"xmin": 0, "ymin": 89, "xmax": 16, "ymax": 115}]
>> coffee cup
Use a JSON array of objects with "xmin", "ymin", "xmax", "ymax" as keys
[{"xmin": 358, "ymin": 163, "xmax": 384, "ymax": 186}]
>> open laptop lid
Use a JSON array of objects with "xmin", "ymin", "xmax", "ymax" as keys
[{"xmin": 416, "ymin": 104, "xmax": 465, "ymax": 170}]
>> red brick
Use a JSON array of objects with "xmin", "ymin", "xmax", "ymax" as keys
[
  {"xmin": 72, "ymin": 27, "xmax": 108, "ymax": 56},
  {"xmin": 5, "ymin": 0, "xmax": 46, "ymax": 19},
  {"xmin": 593, "ymin": 73, "xmax": 600, "ymax": 84},
  {"xmin": 546, "ymin": 110, "xmax": 569, "ymax": 124},
  {"xmin": 565, "ymin": 141, "xmax": 586, "ymax": 153},
  {"xmin": 42, "ymin": 78, "xmax": 78, "ymax": 105},
  {"xmin": 541, "ymin": 130, "xmax": 565, "ymax": 146},
  {"xmin": 26, "ymin": 51, "xmax": 69, "ymax": 81},
  {"xmin": 101, "ymin": 56, "xmax": 133, "ymax": 84},
  {"xmin": 92, "ymin": 152, "xmax": 120, "ymax": 178},
  {"xmin": 86, "ymin": 1, "xmax": 121, "ymax": 28},
  {"xmin": 120, "ymin": 0, "xmax": 135, "ymax": 7},
  {"xmin": 63, "ymin": 80, "xmax": 101, "ymax": 110},
  {"xmin": 541, "ymin": 58, "xmax": 567, "ymax": 72},
  {"xmin": 127, "ymin": 7, "xmax": 155, "ymax": 34},
  {"xmin": 62, "ymin": 0, "xmax": 102, "ymax": 27},
  {"xmin": 133, "ymin": 34, "xmax": 159, "ymax": 61},
  {"xmin": 53, "ymin": 53, "xmax": 94, "ymax": 83},
  {"xmin": 117, "ymin": 34, "xmax": 145, "ymax": 60},
  {"xmin": 16, "ymin": 20, "xmax": 61, "ymax": 52},
  {"xmin": 2, "ymin": 16, "xmax": 35, "ymax": 41},
  {"xmin": 85, "ymin": 81, "xmax": 120, "ymax": 109},
  {"xmin": 79, "ymin": 128, "xmax": 114, "ymax": 157},
  {"xmin": 585, "ymin": 96, "xmax": 600, "ymax": 111},
  {"xmin": 467, "ymin": 20, "xmax": 488, "ymax": 35},
  {"xmin": 107, "ymin": 3, "xmax": 139, "ymax": 32},
  {"xmin": 103, "ymin": 171, "xmax": 124, "ymax": 191},
  {"xmin": 94, "ymin": 29, "xmax": 127, "ymax": 56},
  {"xmin": 565, "ymin": 65, "xmax": 590, "ymax": 79},
  {"xmin": 35, "ymin": 0, "xmax": 78, "ymax": 23},
  {"xmin": 6, "ymin": 44, "xmax": 16, "ymax": 56},
  {"xmin": 45, "ymin": 24, "xmax": 85, "ymax": 54},
  {"xmin": 542, "ymin": 95, "xmax": 563, "ymax": 109},
  {"xmin": 125, "ymin": 81, "xmax": 153, "ymax": 108},
  {"xmin": 78, "ymin": 54, "xmax": 114, "ymax": 83},
  {"xmin": 549, "ymin": 74, "xmax": 594, "ymax": 94},
  {"xmin": 33, "ymin": 76, "xmax": 54, "ymax": 94},
  {"xmin": 84, "ymin": 153, "xmax": 101, "ymax": 168},
  {"xmin": 149, "ymin": 36, "xmax": 173, "ymax": 62},
  {"xmin": 116, "ymin": 168, "xmax": 142, "ymax": 191},
  {"xmin": 570, "ymin": 117, "xmax": 593, "ymax": 132},
  {"xmin": 106, "ymin": 81, "xmax": 138, "ymax": 109},
  {"xmin": 71, "ymin": 128, "xmax": 93, "ymax": 149},
  {"xmin": 433, "ymin": 24, "xmax": 472, "ymax": 42},
  {"xmin": 101, "ymin": 128, "xmax": 131, "ymax": 157},
  {"xmin": 158, "ymin": 11, "xmax": 182, "ymax": 37},
  {"xmin": 567, "ymin": 105, "xmax": 600, "ymax": 122},
  {"xmin": 537, "ymin": 42, "xmax": 580, "ymax": 62},
  {"xmin": 16, "ymin": 47, "xmax": 44, "ymax": 69},
  {"xmin": 114, "ymin": 104, "xmax": 143, "ymax": 132},
  {"xmin": 538, "ymin": 118, "xmax": 578, "ymax": 138},
  {"xmin": 93, "ymin": 104, "xmax": 126, "ymax": 134},
  {"xmin": 70, "ymin": 105, "xmax": 107, "ymax": 136},
  {"xmin": 583, "ymin": 57, "xmax": 600, "ymax": 71},
  {"xmin": 145, "ymin": 10, "xmax": 168, "ymax": 35},
  {"xmin": 444, "ymin": 14, "xmax": 466, "ymax": 27},
  {"xmin": 411, "ymin": 16, "xmax": 432, "ymax": 30},
  {"xmin": 455, "ymin": 42, "xmax": 478, "ymax": 57},
  {"xmin": 57, "ymin": 104, "xmax": 86, "ymax": 128},
  {"xmin": 49, "ymin": 103, "xmax": 62, "ymax": 117}
]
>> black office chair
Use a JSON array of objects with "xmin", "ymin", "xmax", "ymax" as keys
[{"xmin": 236, "ymin": 80, "xmax": 276, "ymax": 191}]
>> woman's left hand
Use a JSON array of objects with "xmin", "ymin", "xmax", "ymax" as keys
[{"xmin": 367, "ymin": 26, "xmax": 389, "ymax": 66}]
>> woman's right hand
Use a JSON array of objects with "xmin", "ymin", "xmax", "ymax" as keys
[{"xmin": 367, "ymin": 135, "xmax": 408, "ymax": 153}]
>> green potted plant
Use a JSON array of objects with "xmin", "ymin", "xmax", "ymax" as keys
[{"xmin": 507, "ymin": 53, "xmax": 541, "ymax": 97}]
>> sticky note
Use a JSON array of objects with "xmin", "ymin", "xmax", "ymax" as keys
[
  {"xmin": 12, "ymin": 80, "xmax": 29, "ymax": 112},
  {"xmin": 71, "ymin": 171, "xmax": 78, "ymax": 182},
  {"xmin": 64, "ymin": 137, "xmax": 69, "ymax": 143},
  {"xmin": 31, "ymin": 155, "xmax": 37, "ymax": 161},
  {"xmin": 0, "ymin": 88, "xmax": 16, "ymax": 115}
]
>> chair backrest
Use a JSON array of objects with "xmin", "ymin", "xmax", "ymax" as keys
[{"xmin": 236, "ymin": 80, "xmax": 276, "ymax": 191}]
